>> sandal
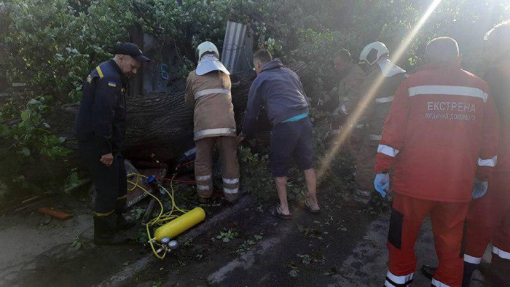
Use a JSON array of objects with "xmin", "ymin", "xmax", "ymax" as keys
[
  {"xmin": 304, "ymin": 198, "xmax": 320, "ymax": 214},
  {"xmin": 275, "ymin": 205, "xmax": 292, "ymax": 220}
]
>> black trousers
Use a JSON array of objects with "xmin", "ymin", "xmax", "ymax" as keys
[{"xmin": 78, "ymin": 141, "xmax": 127, "ymax": 215}]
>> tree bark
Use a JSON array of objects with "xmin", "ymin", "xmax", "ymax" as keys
[{"xmin": 49, "ymin": 61, "xmax": 309, "ymax": 164}]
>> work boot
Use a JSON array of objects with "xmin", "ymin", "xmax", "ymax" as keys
[
  {"xmin": 94, "ymin": 215, "xmax": 129, "ymax": 246},
  {"xmin": 115, "ymin": 212, "xmax": 136, "ymax": 230},
  {"xmin": 198, "ymin": 196, "xmax": 210, "ymax": 204},
  {"xmin": 420, "ymin": 265, "xmax": 436, "ymax": 280},
  {"xmin": 488, "ymin": 254, "xmax": 510, "ymax": 287},
  {"xmin": 462, "ymin": 262, "xmax": 478, "ymax": 287},
  {"xmin": 369, "ymin": 196, "xmax": 391, "ymax": 213},
  {"xmin": 114, "ymin": 198, "xmax": 135, "ymax": 230}
]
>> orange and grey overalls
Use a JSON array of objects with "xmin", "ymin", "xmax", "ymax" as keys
[
  {"xmin": 185, "ymin": 63, "xmax": 240, "ymax": 202},
  {"xmin": 343, "ymin": 59, "xmax": 405, "ymax": 204}
]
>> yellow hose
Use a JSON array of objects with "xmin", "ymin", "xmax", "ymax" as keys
[{"xmin": 127, "ymin": 172, "xmax": 191, "ymax": 259}]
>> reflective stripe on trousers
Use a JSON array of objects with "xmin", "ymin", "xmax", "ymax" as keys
[
  {"xmin": 463, "ymin": 254, "xmax": 482, "ymax": 264},
  {"xmin": 431, "ymin": 278, "xmax": 452, "ymax": 287},
  {"xmin": 223, "ymin": 178, "xmax": 240, "ymax": 193},
  {"xmin": 384, "ymin": 271, "xmax": 413, "ymax": 287},
  {"xmin": 223, "ymin": 178, "xmax": 239, "ymax": 184},
  {"xmin": 493, "ymin": 246, "xmax": 510, "ymax": 260}
]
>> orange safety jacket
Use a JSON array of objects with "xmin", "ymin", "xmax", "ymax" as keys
[
  {"xmin": 185, "ymin": 70, "xmax": 237, "ymax": 141},
  {"xmin": 375, "ymin": 62, "xmax": 500, "ymax": 202}
]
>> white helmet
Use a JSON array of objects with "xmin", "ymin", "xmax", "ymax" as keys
[
  {"xmin": 196, "ymin": 41, "xmax": 220, "ymax": 61},
  {"xmin": 359, "ymin": 42, "xmax": 389, "ymax": 65}
]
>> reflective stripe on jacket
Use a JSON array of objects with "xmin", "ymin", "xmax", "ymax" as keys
[
  {"xmin": 344, "ymin": 59, "xmax": 405, "ymax": 137},
  {"xmin": 375, "ymin": 62, "xmax": 500, "ymax": 202},
  {"xmin": 185, "ymin": 70, "xmax": 236, "ymax": 141}
]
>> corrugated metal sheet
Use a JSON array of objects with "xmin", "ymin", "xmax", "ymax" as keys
[{"xmin": 221, "ymin": 21, "xmax": 247, "ymax": 74}]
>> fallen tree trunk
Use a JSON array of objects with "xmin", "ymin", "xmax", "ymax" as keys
[{"xmin": 48, "ymin": 61, "xmax": 310, "ymax": 165}]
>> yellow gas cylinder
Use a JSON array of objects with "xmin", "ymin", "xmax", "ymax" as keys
[{"xmin": 154, "ymin": 207, "xmax": 206, "ymax": 242}]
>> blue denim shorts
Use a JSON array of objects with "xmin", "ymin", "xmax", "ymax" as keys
[{"xmin": 270, "ymin": 118, "xmax": 314, "ymax": 177}]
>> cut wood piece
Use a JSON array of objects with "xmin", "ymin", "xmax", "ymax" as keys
[
  {"xmin": 12, "ymin": 197, "xmax": 58, "ymax": 213},
  {"xmin": 38, "ymin": 207, "xmax": 73, "ymax": 220}
]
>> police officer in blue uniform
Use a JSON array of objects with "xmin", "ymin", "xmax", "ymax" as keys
[{"xmin": 75, "ymin": 43, "xmax": 149, "ymax": 245}]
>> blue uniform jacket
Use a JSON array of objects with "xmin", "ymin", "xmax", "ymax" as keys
[{"xmin": 74, "ymin": 59, "xmax": 128, "ymax": 155}]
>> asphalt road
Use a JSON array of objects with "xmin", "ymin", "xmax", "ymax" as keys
[
  {"xmin": 123, "ymin": 190, "xmax": 488, "ymax": 287},
  {"xmin": 0, "ymin": 190, "xmax": 488, "ymax": 287}
]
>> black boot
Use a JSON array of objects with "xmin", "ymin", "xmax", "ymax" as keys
[
  {"xmin": 489, "ymin": 254, "xmax": 510, "ymax": 287},
  {"xmin": 115, "ymin": 212, "xmax": 135, "ymax": 230},
  {"xmin": 461, "ymin": 261, "xmax": 478, "ymax": 287},
  {"xmin": 114, "ymin": 198, "xmax": 135, "ymax": 230},
  {"xmin": 94, "ymin": 215, "xmax": 129, "ymax": 245},
  {"xmin": 420, "ymin": 265, "xmax": 437, "ymax": 280}
]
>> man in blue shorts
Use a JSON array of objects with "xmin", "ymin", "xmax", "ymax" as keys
[{"xmin": 239, "ymin": 49, "xmax": 320, "ymax": 219}]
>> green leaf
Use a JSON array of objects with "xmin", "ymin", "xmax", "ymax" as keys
[
  {"xmin": 21, "ymin": 110, "xmax": 30, "ymax": 121},
  {"xmin": 58, "ymin": 137, "xmax": 66, "ymax": 143},
  {"xmin": 21, "ymin": 147, "xmax": 30, "ymax": 156}
]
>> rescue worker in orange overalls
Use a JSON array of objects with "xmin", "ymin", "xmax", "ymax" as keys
[
  {"xmin": 343, "ymin": 42, "xmax": 405, "ymax": 207},
  {"xmin": 421, "ymin": 21, "xmax": 510, "ymax": 287},
  {"xmin": 463, "ymin": 20, "xmax": 510, "ymax": 287},
  {"xmin": 375, "ymin": 37, "xmax": 500, "ymax": 287},
  {"xmin": 185, "ymin": 41, "xmax": 240, "ymax": 203}
]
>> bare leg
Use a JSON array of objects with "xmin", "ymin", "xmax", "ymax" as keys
[
  {"xmin": 304, "ymin": 168, "xmax": 320, "ymax": 210},
  {"xmin": 275, "ymin": 176, "xmax": 290, "ymax": 215}
]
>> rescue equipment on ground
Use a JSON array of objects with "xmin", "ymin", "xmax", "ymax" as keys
[
  {"xmin": 127, "ymin": 158, "xmax": 205, "ymax": 259},
  {"xmin": 154, "ymin": 207, "xmax": 206, "ymax": 241}
]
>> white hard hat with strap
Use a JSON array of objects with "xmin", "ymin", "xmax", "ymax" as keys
[
  {"xmin": 195, "ymin": 41, "xmax": 230, "ymax": 75},
  {"xmin": 359, "ymin": 42, "xmax": 390, "ymax": 66}
]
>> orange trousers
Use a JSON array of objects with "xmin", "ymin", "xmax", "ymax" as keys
[
  {"xmin": 465, "ymin": 172, "xmax": 510, "ymax": 257},
  {"xmin": 464, "ymin": 172, "xmax": 510, "ymax": 285},
  {"xmin": 385, "ymin": 194, "xmax": 469, "ymax": 287}
]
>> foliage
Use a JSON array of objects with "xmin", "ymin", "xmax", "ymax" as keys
[
  {"xmin": 0, "ymin": 0, "xmax": 277, "ymax": 196},
  {"xmin": 0, "ymin": 96, "xmax": 71, "ymax": 193},
  {"xmin": 256, "ymin": 0, "xmax": 510, "ymax": 194},
  {"xmin": 71, "ymin": 236, "xmax": 85, "ymax": 250},
  {"xmin": 235, "ymin": 233, "xmax": 263, "ymax": 255},
  {"xmin": 215, "ymin": 228, "xmax": 239, "ymax": 243},
  {"xmin": 238, "ymin": 145, "xmax": 273, "ymax": 199},
  {"xmin": 2, "ymin": 0, "xmax": 510, "ymax": 197},
  {"xmin": 5, "ymin": 0, "xmax": 138, "ymax": 102},
  {"xmin": 0, "ymin": 0, "xmax": 139, "ymax": 195}
]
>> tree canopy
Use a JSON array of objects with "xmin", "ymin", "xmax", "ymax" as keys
[{"xmin": 0, "ymin": 0, "xmax": 508, "ymax": 194}]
